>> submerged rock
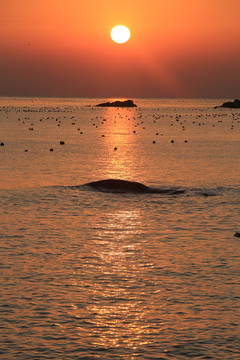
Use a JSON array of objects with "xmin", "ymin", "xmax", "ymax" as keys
[
  {"xmin": 85, "ymin": 179, "xmax": 148, "ymax": 193},
  {"xmin": 215, "ymin": 99, "xmax": 240, "ymax": 108},
  {"xmin": 95, "ymin": 100, "xmax": 137, "ymax": 108},
  {"xmin": 83, "ymin": 179, "xmax": 185, "ymax": 194}
]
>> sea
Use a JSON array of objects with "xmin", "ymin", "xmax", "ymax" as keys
[{"xmin": 1, "ymin": 97, "xmax": 240, "ymax": 359}]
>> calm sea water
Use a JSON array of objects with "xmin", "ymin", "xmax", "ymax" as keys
[{"xmin": 1, "ymin": 97, "xmax": 240, "ymax": 359}]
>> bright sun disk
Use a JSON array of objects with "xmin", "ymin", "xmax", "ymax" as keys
[{"xmin": 111, "ymin": 25, "xmax": 130, "ymax": 44}]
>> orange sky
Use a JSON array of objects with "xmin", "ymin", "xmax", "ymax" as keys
[{"xmin": 1, "ymin": 0, "xmax": 240, "ymax": 97}]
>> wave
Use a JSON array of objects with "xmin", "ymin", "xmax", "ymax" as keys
[{"xmin": 56, "ymin": 181, "xmax": 239, "ymax": 198}]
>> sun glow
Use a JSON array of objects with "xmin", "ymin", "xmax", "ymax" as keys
[{"xmin": 111, "ymin": 25, "xmax": 130, "ymax": 44}]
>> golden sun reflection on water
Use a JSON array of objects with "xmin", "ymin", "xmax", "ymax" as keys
[
  {"xmin": 86, "ymin": 303, "xmax": 153, "ymax": 351},
  {"xmin": 97, "ymin": 106, "xmax": 141, "ymax": 180},
  {"xmin": 69, "ymin": 208, "xmax": 160, "ymax": 352},
  {"xmin": 94, "ymin": 209, "xmax": 143, "ymax": 263}
]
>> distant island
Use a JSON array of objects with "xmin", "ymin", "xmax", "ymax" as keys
[
  {"xmin": 215, "ymin": 99, "xmax": 240, "ymax": 108},
  {"xmin": 95, "ymin": 99, "xmax": 137, "ymax": 107}
]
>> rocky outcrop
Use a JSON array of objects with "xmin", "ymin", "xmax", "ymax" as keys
[
  {"xmin": 84, "ymin": 179, "xmax": 147, "ymax": 192},
  {"xmin": 95, "ymin": 100, "xmax": 137, "ymax": 107},
  {"xmin": 215, "ymin": 99, "xmax": 240, "ymax": 108},
  {"xmin": 83, "ymin": 179, "xmax": 185, "ymax": 194}
]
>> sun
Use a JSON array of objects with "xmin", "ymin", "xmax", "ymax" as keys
[{"xmin": 111, "ymin": 25, "xmax": 131, "ymax": 44}]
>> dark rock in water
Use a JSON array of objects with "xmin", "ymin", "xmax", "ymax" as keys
[
  {"xmin": 95, "ymin": 100, "xmax": 137, "ymax": 108},
  {"xmin": 83, "ymin": 179, "xmax": 185, "ymax": 195},
  {"xmin": 60, "ymin": 141, "xmax": 65, "ymax": 145},
  {"xmin": 234, "ymin": 232, "xmax": 240, "ymax": 238},
  {"xmin": 215, "ymin": 99, "xmax": 240, "ymax": 108},
  {"xmin": 85, "ymin": 179, "xmax": 148, "ymax": 193}
]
